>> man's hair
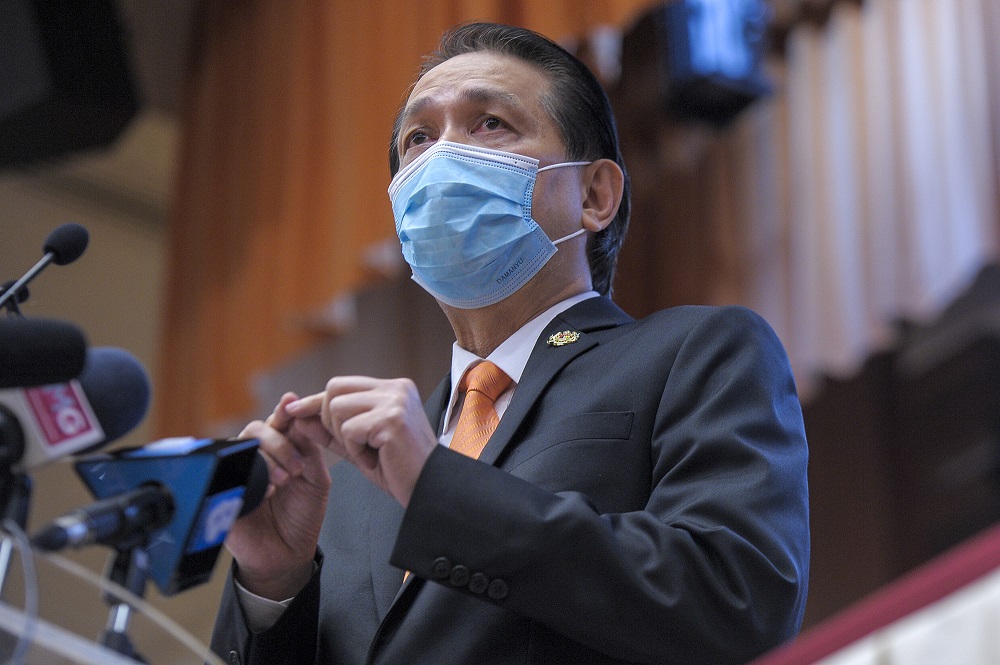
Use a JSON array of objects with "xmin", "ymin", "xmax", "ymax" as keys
[{"xmin": 388, "ymin": 22, "xmax": 631, "ymax": 297}]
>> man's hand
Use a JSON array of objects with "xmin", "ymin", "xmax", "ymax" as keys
[
  {"xmin": 226, "ymin": 392, "xmax": 332, "ymax": 601},
  {"xmin": 286, "ymin": 377, "xmax": 437, "ymax": 507}
]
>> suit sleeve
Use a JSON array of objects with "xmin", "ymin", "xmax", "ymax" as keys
[
  {"xmin": 210, "ymin": 554, "xmax": 323, "ymax": 665},
  {"xmin": 390, "ymin": 306, "xmax": 810, "ymax": 664}
]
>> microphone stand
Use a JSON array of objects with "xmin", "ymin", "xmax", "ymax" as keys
[
  {"xmin": 1, "ymin": 468, "xmax": 154, "ymax": 662},
  {"xmin": 99, "ymin": 542, "xmax": 151, "ymax": 663},
  {"xmin": 0, "ymin": 473, "xmax": 32, "ymax": 663},
  {"xmin": 0, "ymin": 281, "xmax": 28, "ymax": 316},
  {"xmin": 0, "ymin": 473, "xmax": 32, "ymax": 596},
  {"xmin": 0, "ymin": 255, "xmax": 55, "ymax": 312},
  {"xmin": 0, "ymin": 403, "xmax": 32, "ymax": 596}
]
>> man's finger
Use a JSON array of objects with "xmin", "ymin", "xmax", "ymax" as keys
[
  {"xmin": 244, "ymin": 420, "xmax": 306, "ymax": 481},
  {"xmin": 266, "ymin": 392, "xmax": 301, "ymax": 432}
]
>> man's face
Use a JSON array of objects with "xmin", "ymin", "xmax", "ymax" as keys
[{"xmin": 395, "ymin": 51, "xmax": 586, "ymax": 244}]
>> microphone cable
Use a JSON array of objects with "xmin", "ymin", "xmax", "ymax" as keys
[
  {"xmin": 34, "ymin": 549, "xmax": 226, "ymax": 665},
  {"xmin": 0, "ymin": 515, "xmax": 225, "ymax": 664}
]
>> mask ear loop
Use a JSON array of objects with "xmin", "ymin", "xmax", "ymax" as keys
[
  {"xmin": 538, "ymin": 161, "xmax": 593, "ymax": 247},
  {"xmin": 536, "ymin": 161, "xmax": 592, "ymax": 173},
  {"xmin": 552, "ymin": 228, "xmax": 587, "ymax": 245}
]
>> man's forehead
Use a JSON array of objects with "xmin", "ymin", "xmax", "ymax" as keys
[
  {"xmin": 402, "ymin": 86, "xmax": 522, "ymax": 121},
  {"xmin": 405, "ymin": 51, "xmax": 551, "ymax": 107}
]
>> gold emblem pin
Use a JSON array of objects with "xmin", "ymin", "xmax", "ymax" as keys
[{"xmin": 547, "ymin": 331, "xmax": 580, "ymax": 346}]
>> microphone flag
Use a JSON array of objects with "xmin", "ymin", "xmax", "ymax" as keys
[
  {"xmin": 73, "ymin": 437, "xmax": 261, "ymax": 595},
  {"xmin": 2, "ymin": 381, "xmax": 105, "ymax": 470}
]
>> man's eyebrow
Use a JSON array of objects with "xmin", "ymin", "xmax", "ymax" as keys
[
  {"xmin": 399, "ymin": 86, "xmax": 524, "ymax": 129},
  {"xmin": 460, "ymin": 86, "xmax": 521, "ymax": 108}
]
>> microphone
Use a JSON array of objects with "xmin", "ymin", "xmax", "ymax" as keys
[
  {"xmin": 72, "ymin": 347, "xmax": 153, "ymax": 448},
  {"xmin": 34, "ymin": 438, "xmax": 269, "ymax": 595},
  {"xmin": 32, "ymin": 485, "xmax": 175, "ymax": 552},
  {"xmin": 0, "ymin": 317, "xmax": 87, "ymax": 389},
  {"xmin": 0, "ymin": 222, "xmax": 89, "ymax": 310},
  {"xmin": 0, "ymin": 347, "xmax": 151, "ymax": 474},
  {"xmin": 43, "ymin": 222, "xmax": 91, "ymax": 266}
]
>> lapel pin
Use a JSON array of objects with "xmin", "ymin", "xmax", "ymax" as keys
[{"xmin": 547, "ymin": 330, "xmax": 580, "ymax": 346}]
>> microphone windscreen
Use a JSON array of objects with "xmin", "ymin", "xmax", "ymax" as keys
[
  {"xmin": 77, "ymin": 347, "xmax": 151, "ymax": 446},
  {"xmin": 43, "ymin": 223, "xmax": 89, "ymax": 266},
  {"xmin": 0, "ymin": 318, "xmax": 87, "ymax": 388},
  {"xmin": 239, "ymin": 452, "xmax": 270, "ymax": 517}
]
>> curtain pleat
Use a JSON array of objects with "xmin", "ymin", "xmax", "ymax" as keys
[
  {"xmin": 767, "ymin": 0, "xmax": 1000, "ymax": 391},
  {"xmin": 612, "ymin": 0, "xmax": 1000, "ymax": 397}
]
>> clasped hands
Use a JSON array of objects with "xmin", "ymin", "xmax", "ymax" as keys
[{"xmin": 226, "ymin": 376, "xmax": 438, "ymax": 600}]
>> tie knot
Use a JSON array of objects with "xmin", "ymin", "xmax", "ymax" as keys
[{"xmin": 460, "ymin": 361, "xmax": 512, "ymax": 403}]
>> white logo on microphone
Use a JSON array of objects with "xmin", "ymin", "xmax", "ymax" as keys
[
  {"xmin": 51, "ymin": 390, "xmax": 88, "ymax": 435},
  {"xmin": 203, "ymin": 497, "xmax": 242, "ymax": 544}
]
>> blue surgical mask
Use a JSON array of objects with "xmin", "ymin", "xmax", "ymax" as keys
[{"xmin": 388, "ymin": 141, "xmax": 590, "ymax": 309}]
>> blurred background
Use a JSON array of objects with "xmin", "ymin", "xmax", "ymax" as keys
[{"xmin": 1, "ymin": 0, "xmax": 999, "ymax": 662}]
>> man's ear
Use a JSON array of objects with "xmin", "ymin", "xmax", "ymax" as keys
[{"xmin": 580, "ymin": 158, "xmax": 625, "ymax": 233}]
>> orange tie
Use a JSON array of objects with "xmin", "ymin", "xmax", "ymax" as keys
[
  {"xmin": 450, "ymin": 361, "xmax": 512, "ymax": 459},
  {"xmin": 402, "ymin": 361, "xmax": 511, "ymax": 584}
]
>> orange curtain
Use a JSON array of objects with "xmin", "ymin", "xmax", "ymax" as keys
[{"xmin": 158, "ymin": 0, "xmax": 652, "ymax": 436}]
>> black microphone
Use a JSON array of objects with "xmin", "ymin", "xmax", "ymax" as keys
[
  {"xmin": 43, "ymin": 222, "xmax": 90, "ymax": 266},
  {"xmin": 33, "ymin": 438, "xmax": 269, "ymax": 595},
  {"xmin": 0, "ymin": 346, "xmax": 151, "ymax": 473},
  {"xmin": 0, "ymin": 317, "xmax": 87, "ymax": 389},
  {"xmin": 32, "ymin": 485, "xmax": 175, "ymax": 552},
  {"xmin": 73, "ymin": 346, "xmax": 152, "ymax": 449},
  {"xmin": 0, "ymin": 222, "xmax": 89, "ymax": 310}
]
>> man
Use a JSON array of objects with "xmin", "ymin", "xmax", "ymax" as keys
[{"xmin": 212, "ymin": 22, "xmax": 809, "ymax": 665}]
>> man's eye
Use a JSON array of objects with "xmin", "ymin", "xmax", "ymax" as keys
[
  {"xmin": 482, "ymin": 117, "xmax": 502, "ymax": 131},
  {"xmin": 408, "ymin": 132, "xmax": 428, "ymax": 146}
]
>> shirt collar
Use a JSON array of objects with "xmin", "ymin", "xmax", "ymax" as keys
[{"xmin": 443, "ymin": 291, "xmax": 598, "ymax": 429}]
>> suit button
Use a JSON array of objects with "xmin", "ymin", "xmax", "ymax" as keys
[
  {"xmin": 448, "ymin": 564, "xmax": 470, "ymax": 587},
  {"xmin": 487, "ymin": 578, "xmax": 508, "ymax": 600},
  {"xmin": 431, "ymin": 557, "xmax": 452, "ymax": 579},
  {"xmin": 228, "ymin": 650, "xmax": 240, "ymax": 665},
  {"xmin": 468, "ymin": 572, "xmax": 489, "ymax": 594}
]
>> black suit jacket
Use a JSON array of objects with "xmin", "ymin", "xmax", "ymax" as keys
[{"xmin": 212, "ymin": 298, "xmax": 810, "ymax": 664}]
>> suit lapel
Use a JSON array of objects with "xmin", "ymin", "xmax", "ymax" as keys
[
  {"xmin": 478, "ymin": 297, "xmax": 632, "ymax": 466},
  {"xmin": 423, "ymin": 374, "xmax": 451, "ymax": 435}
]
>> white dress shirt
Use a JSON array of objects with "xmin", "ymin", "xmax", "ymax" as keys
[{"xmin": 440, "ymin": 290, "xmax": 597, "ymax": 443}]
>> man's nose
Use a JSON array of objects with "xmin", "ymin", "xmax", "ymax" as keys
[{"xmin": 438, "ymin": 126, "xmax": 471, "ymax": 146}]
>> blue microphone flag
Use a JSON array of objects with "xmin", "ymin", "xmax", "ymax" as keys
[{"xmin": 74, "ymin": 436, "xmax": 261, "ymax": 595}]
